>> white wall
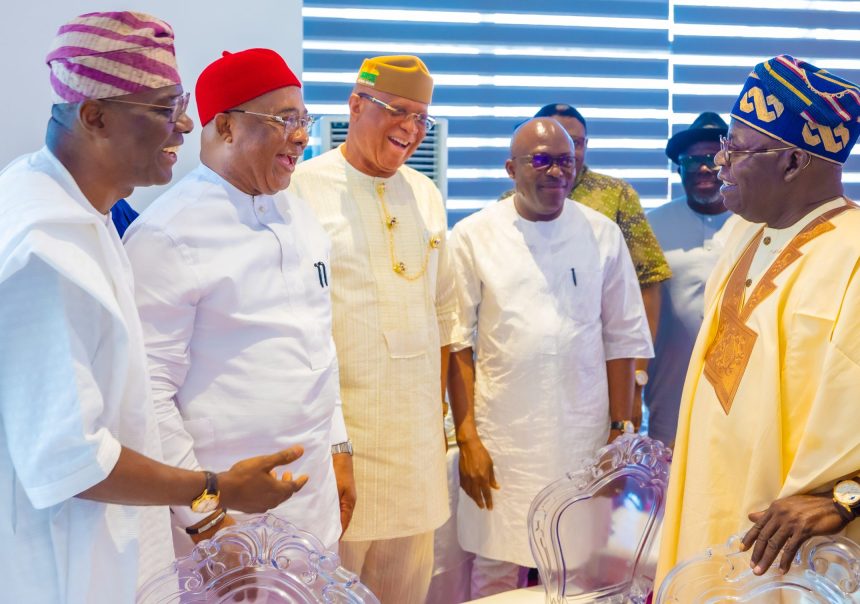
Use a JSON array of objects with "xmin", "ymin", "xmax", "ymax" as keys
[{"xmin": 1, "ymin": 0, "xmax": 303, "ymax": 209}]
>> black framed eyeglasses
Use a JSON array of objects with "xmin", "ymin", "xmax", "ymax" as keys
[
  {"xmin": 513, "ymin": 152, "xmax": 575, "ymax": 171},
  {"xmin": 356, "ymin": 92, "xmax": 436, "ymax": 131},
  {"xmin": 678, "ymin": 153, "xmax": 717, "ymax": 173},
  {"xmin": 223, "ymin": 109, "xmax": 315, "ymax": 136},
  {"xmin": 718, "ymin": 135, "xmax": 798, "ymax": 164},
  {"xmin": 102, "ymin": 91, "xmax": 190, "ymax": 123}
]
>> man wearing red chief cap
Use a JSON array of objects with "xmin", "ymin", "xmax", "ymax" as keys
[
  {"xmin": 291, "ymin": 55, "xmax": 454, "ymax": 604},
  {"xmin": 124, "ymin": 48, "xmax": 354, "ymax": 553},
  {"xmin": 0, "ymin": 17, "xmax": 308, "ymax": 604}
]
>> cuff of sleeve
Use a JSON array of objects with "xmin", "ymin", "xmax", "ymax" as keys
[
  {"xmin": 172, "ymin": 501, "xmax": 214, "ymax": 529},
  {"xmin": 329, "ymin": 406, "xmax": 349, "ymax": 445},
  {"xmin": 26, "ymin": 431, "xmax": 122, "ymax": 510},
  {"xmin": 605, "ymin": 342, "xmax": 655, "ymax": 361},
  {"xmin": 437, "ymin": 313, "xmax": 458, "ymax": 348}
]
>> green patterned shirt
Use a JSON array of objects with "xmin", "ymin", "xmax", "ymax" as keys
[{"xmin": 500, "ymin": 166, "xmax": 671, "ymax": 286}]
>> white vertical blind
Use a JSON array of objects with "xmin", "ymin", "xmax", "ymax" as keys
[{"xmin": 303, "ymin": 0, "xmax": 860, "ymax": 227}]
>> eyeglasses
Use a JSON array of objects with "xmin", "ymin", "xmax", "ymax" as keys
[
  {"xmin": 512, "ymin": 152, "xmax": 575, "ymax": 171},
  {"xmin": 356, "ymin": 92, "xmax": 436, "ymax": 131},
  {"xmin": 223, "ymin": 109, "xmax": 315, "ymax": 136},
  {"xmin": 102, "ymin": 91, "xmax": 190, "ymax": 123},
  {"xmin": 678, "ymin": 153, "xmax": 717, "ymax": 172},
  {"xmin": 719, "ymin": 135, "xmax": 798, "ymax": 164}
]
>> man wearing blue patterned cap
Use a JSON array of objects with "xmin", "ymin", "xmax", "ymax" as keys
[{"xmin": 656, "ymin": 55, "xmax": 860, "ymax": 584}]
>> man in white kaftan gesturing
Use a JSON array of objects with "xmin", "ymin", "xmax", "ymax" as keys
[
  {"xmin": 448, "ymin": 118, "xmax": 653, "ymax": 598},
  {"xmin": 124, "ymin": 48, "xmax": 354, "ymax": 550},
  {"xmin": 0, "ymin": 13, "xmax": 308, "ymax": 604}
]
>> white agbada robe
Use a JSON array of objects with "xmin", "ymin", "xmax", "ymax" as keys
[
  {"xmin": 450, "ymin": 196, "xmax": 653, "ymax": 566},
  {"xmin": 124, "ymin": 164, "xmax": 346, "ymax": 549},
  {"xmin": 0, "ymin": 148, "xmax": 173, "ymax": 603}
]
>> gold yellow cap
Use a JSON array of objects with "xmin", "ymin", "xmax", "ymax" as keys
[{"xmin": 356, "ymin": 55, "xmax": 433, "ymax": 104}]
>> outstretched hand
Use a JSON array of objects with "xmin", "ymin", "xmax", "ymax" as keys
[{"xmin": 218, "ymin": 445, "xmax": 309, "ymax": 513}]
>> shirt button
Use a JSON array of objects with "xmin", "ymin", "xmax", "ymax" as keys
[
  {"xmin": 763, "ymin": 236, "xmax": 772, "ymax": 245},
  {"xmin": 745, "ymin": 278, "xmax": 752, "ymax": 287}
]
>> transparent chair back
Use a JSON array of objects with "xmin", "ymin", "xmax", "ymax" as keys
[
  {"xmin": 136, "ymin": 513, "xmax": 380, "ymax": 603},
  {"xmin": 656, "ymin": 533, "xmax": 860, "ymax": 603},
  {"xmin": 528, "ymin": 434, "xmax": 672, "ymax": 604}
]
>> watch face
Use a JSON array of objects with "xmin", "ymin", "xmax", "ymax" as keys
[
  {"xmin": 192, "ymin": 494, "xmax": 220, "ymax": 514},
  {"xmin": 635, "ymin": 371, "xmax": 649, "ymax": 387},
  {"xmin": 835, "ymin": 480, "xmax": 860, "ymax": 507}
]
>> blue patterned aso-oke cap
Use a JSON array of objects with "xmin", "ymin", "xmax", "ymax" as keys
[{"xmin": 731, "ymin": 55, "xmax": 860, "ymax": 164}]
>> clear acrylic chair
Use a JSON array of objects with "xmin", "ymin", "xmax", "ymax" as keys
[
  {"xmin": 527, "ymin": 434, "xmax": 672, "ymax": 604},
  {"xmin": 136, "ymin": 513, "xmax": 380, "ymax": 603},
  {"xmin": 656, "ymin": 532, "xmax": 860, "ymax": 603}
]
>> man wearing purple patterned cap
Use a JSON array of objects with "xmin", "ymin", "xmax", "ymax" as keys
[
  {"xmin": 0, "ymin": 12, "xmax": 308, "ymax": 603},
  {"xmin": 656, "ymin": 55, "xmax": 860, "ymax": 587}
]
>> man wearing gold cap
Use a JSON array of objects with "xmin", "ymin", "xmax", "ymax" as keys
[
  {"xmin": 291, "ymin": 55, "xmax": 454, "ymax": 603},
  {"xmin": 0, "ymin": 14, "xmax": 308, "ymax": 602},
  {"xmin": 125, "ymin": 47, "xmax": 353, "ymax": 554},
  {"xmin": 656, "ymin": 55, "xmax": 860, "ymax": 586}
]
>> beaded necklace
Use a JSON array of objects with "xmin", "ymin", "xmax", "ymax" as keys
[{"xmin": 375, "ymin": 181, "xmax": 441, "ymax": 281}]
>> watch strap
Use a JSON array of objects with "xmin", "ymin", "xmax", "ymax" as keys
[{"xmin": 185, "ymin": 508, "xmax": 226, "ymax": 535}]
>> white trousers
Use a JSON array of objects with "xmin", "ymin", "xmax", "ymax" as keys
[
  {"xmin": 470, "ymin": 555, "xmax": 529, "ymax": 599},
  {"xmin": 339, "ymin": 531, "xmax": 434, "ymax": 604}
]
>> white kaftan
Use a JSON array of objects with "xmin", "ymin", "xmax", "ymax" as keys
[
  {"xmin": 0, "ymin": 148, "xmax": 173, "ymax": 603},
  {"xmin": 451, "ymin": 196, "xmax": 653, "ymax": 566},
  {"xmin": 124, "ymin": 164, "xmax": 346, "ymax": 549}
]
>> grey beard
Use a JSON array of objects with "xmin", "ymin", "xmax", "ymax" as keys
[{"xmin": 689, "ymin": 189, "xmax": 723, "ymax": 206}]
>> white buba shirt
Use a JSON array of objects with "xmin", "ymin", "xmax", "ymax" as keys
[
  {"xmin": 450, "ymin": 196, "xmax": 654, "ymax": 566},
  {"xmin": 290, "ymin": 148, "xmax": 457, "ymax": 540},
  {"xmin": 124, "ymin": 164, "xmax": 346, "ymax": 549},
  {"xmin": 0, "ymin": 148, "xmax": 173, "ymax": 602}
]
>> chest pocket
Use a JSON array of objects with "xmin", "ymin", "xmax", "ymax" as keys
[{"xmin": 561, "ymin": 267, "xmax": 602, "ymax": 323}]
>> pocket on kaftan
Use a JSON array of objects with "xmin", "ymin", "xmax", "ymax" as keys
[
  {"xmin": 383, "ymin": 329, "xmax": 429, "ymax": 358},
  {"xmin": 563, "ymin": 267, "xmax": 602, "ymax": 323}
]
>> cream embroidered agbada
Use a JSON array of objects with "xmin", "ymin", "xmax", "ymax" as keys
[{"xmin": 657, "ymin": 199, "xmax": 860, "ymax": 581}]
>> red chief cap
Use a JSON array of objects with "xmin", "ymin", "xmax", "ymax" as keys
[{"xmin": 196, "ymin": 48, "xmax": 301, "ymax": 126}]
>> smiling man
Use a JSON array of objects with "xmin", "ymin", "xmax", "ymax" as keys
[
  {"xmin": 123, "ymin": 48, "xmax": 352, "ymax": 554},
  {"xmin": 448, "ymin": 118, "xmax": 652, "ymax": 598},
  {"xmin": 0, "ymin": 16, "xmax": 309, "ymax": 603},
  {"xmin": 290, "ymin": 55, "xmax": 456, "ymax": 603},
  {"xmin": 644, "ymin": 112, "xmax": 732, "ymax": 447},
  {"xmin": 656, "ymin": 56, "xmax": 860, "ymax": 584}
]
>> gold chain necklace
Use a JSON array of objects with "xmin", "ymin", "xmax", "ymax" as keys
[{"xmin": 375, "ymin": 181, "xmax": 440, "ymax": 281}]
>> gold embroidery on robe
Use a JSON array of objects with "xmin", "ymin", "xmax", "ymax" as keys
[{"xmin": 704, "ymin": 204, "xmax": 852, "ymax": 414}]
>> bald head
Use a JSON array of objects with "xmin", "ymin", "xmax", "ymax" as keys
[
  {"xmin": 510, "ymin": 118, "xmax": 574, "ymax": 157},
  {"xmin": 505, "ymin": 118, "xmax": 576, "ymax": 222}
]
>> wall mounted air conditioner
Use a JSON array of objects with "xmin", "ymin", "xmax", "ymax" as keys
[{"xmin": 312, "ymin": 116, "xmax": 448, "ymax": 201}]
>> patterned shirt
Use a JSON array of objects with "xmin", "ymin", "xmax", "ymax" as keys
[{"xmin": 500, "ymin": 166, "xmax": 671, "ymax": 286}]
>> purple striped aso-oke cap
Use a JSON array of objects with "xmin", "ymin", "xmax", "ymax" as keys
[{"xmin": 46, "ymin": 11, "xmax": 181, "ymax": 104}]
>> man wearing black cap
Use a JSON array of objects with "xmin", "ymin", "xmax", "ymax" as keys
[
  {"xmin": 657, "ymin": 56, "xmax": 860, "ymax": 584},
  {"xmin": 644, "ymin": 112, "xmax": 732, "ymax": 447}
]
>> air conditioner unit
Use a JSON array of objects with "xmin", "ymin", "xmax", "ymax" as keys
[{"xmin": 312, "ymin": 116, "xmax": 448, "ymax": 201}]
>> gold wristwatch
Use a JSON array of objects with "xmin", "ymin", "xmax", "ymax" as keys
[
  {"xmin": 191, "ymin": 470, "xmax": 221, "ymax": 513},
  {"xmin": 610, "ymin": 420, "xmax": 635, "ymax": 434},
  {"xmin": 634, "ymin": 369, "xmax": 649, "ymax": 387},
  {"xmin": 833, "ymin": 479, "xmax": 860, "ymax": 518}
]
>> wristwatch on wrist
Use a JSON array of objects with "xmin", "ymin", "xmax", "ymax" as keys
[
  {"xmin": 833, "ymin": 478, "xmax": 860, "ymax": 519},
  {"xmin": 610, "ymin": 420, "xmax": 635, "ymax": 434},
  {"xmin": 190, "ymin": 470, "xmax": 221, "ymax": 514},
  {"xmin": 331, "ymin": 440, "xmax": 353, "ymax": 456},
  {"xmin": 634, "ymin": 369, "xmax": 649, "ymax": 387}
]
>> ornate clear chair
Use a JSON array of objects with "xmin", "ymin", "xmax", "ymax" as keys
[
  {"xmin": 527, "ymin": 434, "xmax": 672, "ymax": 604},
  {"xmin": 136, "ymin": 513, "xmax": 380, "ymax": 603},
  {"xmin": 656, "ymin": 533, "xmax": 860, "ymax": 603}
]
